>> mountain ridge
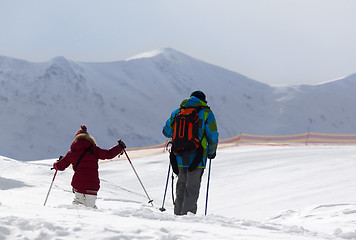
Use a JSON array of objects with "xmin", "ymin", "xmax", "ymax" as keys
[{"xmin": 0, "ymin": 48, "xmax": 355, "ymax": 160}]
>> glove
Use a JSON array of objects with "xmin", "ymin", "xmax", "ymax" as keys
[
  {"xmin": 51, "ymin": 156, "xmax": 63, "ymax": 170},
  {"xmin": 52, "ymin": 162, "xmax": 59, "ymax": 170},
  {"xmin": 118, "ymin": 140, "xmax": 126, "ymax": 149},
  {"xmin": 207, "ymin": 152, "xmax": 216, "ymax": 159},
  {"xmin": 117, "ymin": 140, "xmax": 126, "ymax": 156}
]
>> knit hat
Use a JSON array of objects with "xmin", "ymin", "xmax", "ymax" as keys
[
  {"xmin": 190, "ymin": 90, "xmax": 207, "ymax": 103},
  {"xmin": 75, "ymin": 125, "xmax": 88, "ymax": 136}
]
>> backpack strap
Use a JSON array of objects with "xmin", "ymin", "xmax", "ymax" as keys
[
  {"xmin": 188, "ymin": 145, "xmax": 204, "ymax": 171},
  {"xmin": 74, "ymin": 146, "xmax": 93, "ymax": 171}
]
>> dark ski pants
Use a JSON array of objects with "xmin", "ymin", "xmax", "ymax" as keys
[{"xmin": 174, "ymin": 167, "xmax": 203, "ymax": 215}]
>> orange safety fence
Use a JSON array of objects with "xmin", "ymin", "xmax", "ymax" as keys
[
  {"xmin": 219, "ymin": 132, "xmax": 356, "ymax": 147},
  {"xmin": 126, "ymin": 132, "xmax": 356, "ymax": 153},
  {"xmin": 115, "ymin": 132, "xmax": 356, "ymax": 159}
]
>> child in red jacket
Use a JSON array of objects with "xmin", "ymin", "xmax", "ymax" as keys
[{"xmin": 53, "ymin": 125, "xmax": 126, "ymax": 208}]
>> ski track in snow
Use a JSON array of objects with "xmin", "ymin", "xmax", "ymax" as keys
[{"xmin": 0, "ymin": 145, "xmax": 356, "ymax": 239}]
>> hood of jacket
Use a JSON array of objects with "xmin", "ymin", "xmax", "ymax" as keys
[
  {"xmin": 180, "ymin": 96, "xmax": 208, "ymax": 109},
  {"xmin": 70, "ymin": 133, "xmax": 96, "ymax": 151}
]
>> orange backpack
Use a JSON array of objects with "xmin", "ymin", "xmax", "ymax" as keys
[{"xmin": 172, "ymin": 107, "xmax": 205, "ymax": 156}]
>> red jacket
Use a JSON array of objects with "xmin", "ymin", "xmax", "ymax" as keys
[{"xmin": 55, "ymin": 134, "xmax": 122, "ymax": 194}]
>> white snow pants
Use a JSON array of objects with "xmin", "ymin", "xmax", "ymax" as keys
[{"xmin": 73, "ymin": 191, "xmax": 97, "ymax": 208}]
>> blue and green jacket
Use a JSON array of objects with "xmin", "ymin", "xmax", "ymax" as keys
[{"xmin": 162, "ymin": 96, "xmax": 219, "ymax": 168}]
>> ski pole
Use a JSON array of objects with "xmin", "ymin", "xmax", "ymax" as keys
[
  {"xmin": 123, "ymin": 149, "xmax": 154, "ymax": 206},
  {"xmin": 44, "ymin": 156, "xmax": 63, "ymax": 206},
  {"xmin": 205, "ymin": 157, "xmax": 212, "ymax": 215},
  {"xmin": 159, "ymin": 163, "xmax": 171, "ymax": 212},
  {"xmin": 171, "ymin": 172, "xmax": 175, "ymax": 206},
  {"xmin": 44, "ymin": 169, "xmax": 58, "ymax": 206}
]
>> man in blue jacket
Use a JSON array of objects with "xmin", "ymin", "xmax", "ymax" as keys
[{"xmin": 163, "ymin": 91, "xmax": 219, "ymax": 215}]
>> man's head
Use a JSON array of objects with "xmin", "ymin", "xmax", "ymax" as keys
[{"xmin": 190, "ymin": 90, "xmax": 207, "ymax": 103}]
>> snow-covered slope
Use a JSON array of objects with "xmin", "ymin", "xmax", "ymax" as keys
[
  {"xmin": 0, "ymin": 145, "xmax": 355, "ymax": 239},
  {"xmin": 0, "ymin": 48, "xmax": 356, "ymax": 160},
  {"xmin": 272, "ymin": 75, "xmax": 356, "ymax": 133}
]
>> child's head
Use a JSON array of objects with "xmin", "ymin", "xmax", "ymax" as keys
[{"xmin": 74, "ymin": 125, "xmax": 97, "ymax": 145}]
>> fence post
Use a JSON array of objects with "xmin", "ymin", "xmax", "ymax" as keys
[
  {"xmin": 236, "ymin": 132, "xmax": 242, "ymax": 147},
  {"xmin": 305, "ymin": 131, "xmax": 310, "ymax": 145}
]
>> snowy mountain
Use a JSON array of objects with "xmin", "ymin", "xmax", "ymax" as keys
[{"xmin": 0, "ymin": 48, "xmax": 356, "ymax": 160}]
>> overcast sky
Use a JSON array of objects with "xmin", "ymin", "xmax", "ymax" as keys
[{"xmin": 1, "ymin": 0, "xmax": 356, "ymax": 85}]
